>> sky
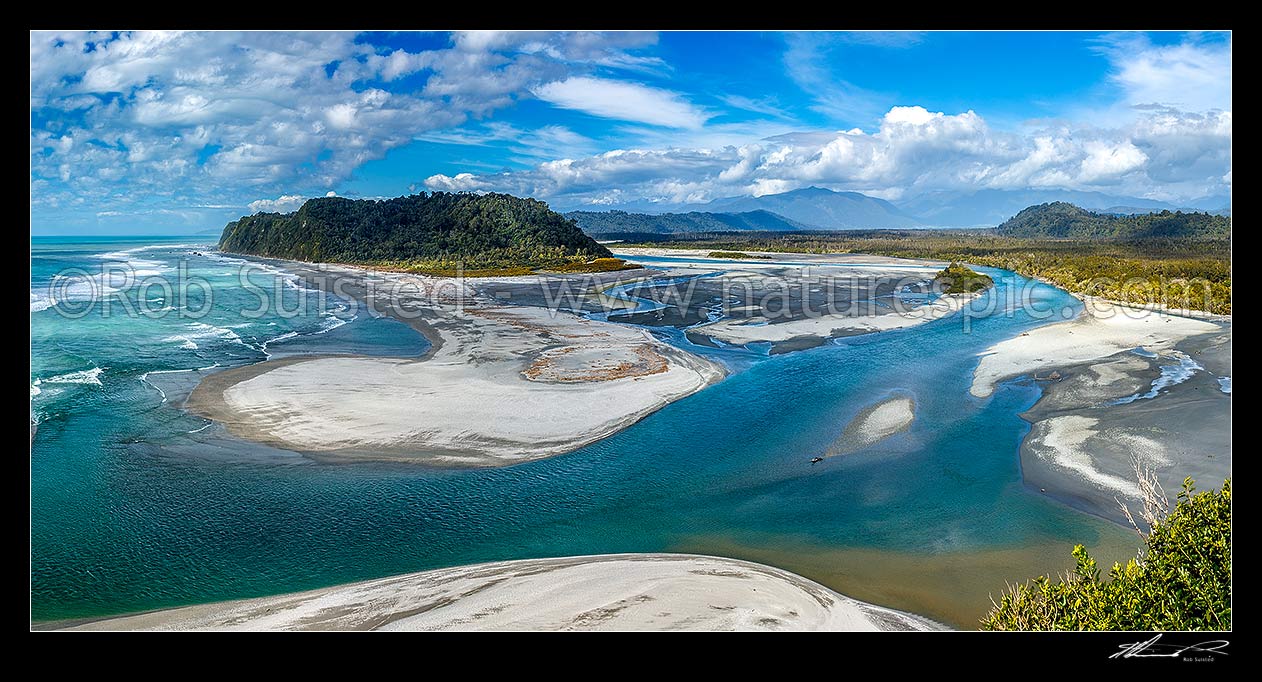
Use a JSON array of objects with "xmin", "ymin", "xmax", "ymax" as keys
[{"xmin": 30, "ymin": 30, "xmax": 1231, "ymax": 234}]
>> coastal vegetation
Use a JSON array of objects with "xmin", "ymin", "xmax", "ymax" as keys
[
  {"xmin": 220, "ymin": 192, "xmax": 613, "ymax": 274},
  {"xmin": 934, "ymin": 262, "xmax": 993, "ymax": 293},
  {"xmin": 982, "ymin": 478, "xmax": 1231, "ymax": 631},
  {"xmin": 545, "ymin": 258, "xmax": 643, "ymax": 273}
]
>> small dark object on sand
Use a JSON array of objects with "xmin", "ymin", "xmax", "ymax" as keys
[{"xmin": 810, "ymin": 457, "xmax": 824, "ymax": 465}]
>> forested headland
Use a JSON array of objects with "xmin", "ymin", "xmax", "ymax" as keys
[{"xmin": 219, "ymin": 192, "xmax": 625, "ymax": 276}]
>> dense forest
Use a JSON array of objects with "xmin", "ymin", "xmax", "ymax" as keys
[
  {"xmin": 999, "ymin": 202, "xmax": 1231, "ymax": 240},
  {"xmin": 566, "ymin": 209, "xmax": 806, "ymax": 235},
  {"xmin": 623, "ymin": 230, "xmax": 1231, "ymax": 314},
  {"xmin": 219, "ymin": 192, "xmax": 613, "ymax": 274}
]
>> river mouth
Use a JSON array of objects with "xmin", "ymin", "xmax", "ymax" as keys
[{"xmin": 31, "ymin": 241, "xmax": 1200, "ymax": 626}]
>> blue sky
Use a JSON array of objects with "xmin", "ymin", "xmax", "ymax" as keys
[{"xmin": 30, "ymin": 31, "xmax": 1231, "ymax": 233}]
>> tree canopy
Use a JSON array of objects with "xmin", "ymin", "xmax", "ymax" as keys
[
  {"xmin": 219, "ymin": 192, "xmax": 612, "ymax": 269},
  {"xmin": 998, "ymin": 202, "xmax": 1231, "ymax": 240}
]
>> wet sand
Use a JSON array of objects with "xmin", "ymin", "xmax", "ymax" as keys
[
  {"xmin": 1016, "ymin": 325, "xmax": 1232, "ymax": 523},
  {"xmin": 54, "ymin": 554, "xmax": 942, "ymax": 632},
  {"xmin": 971, "ymin": 298, "xmax": 1231, "ymax": 523},
  {"xmin": 679, "ymin": 530, "xmax": 1139, "ymax": 629}
]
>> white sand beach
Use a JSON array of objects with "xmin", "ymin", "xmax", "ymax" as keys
[
  {"xmin": 189, "ymin": 269, "xmax": 725, "ymax": 466},
  {"xmin": 60, "ymin": 554, "xmax": 943, "ymax": 632},
  {"xmin": 970, "ymin": 299, "xmax": 1222, "ymax": 398}
]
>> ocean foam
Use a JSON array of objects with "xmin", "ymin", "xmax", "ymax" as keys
[
  {"xmin": 314, "ymin": 314, "xmax": 352, "ymax": 334},
  {"xmin": 166, "ymin": 336, "xmax": 199, "ymax": 350},
  {"xmin": 30, "ymin": 292, "xmax": 52, "ymax": 312},
  {"xmin": 260, "ymin": 330, "xmax": 300, "ymax": 357},
  {"xmin": 43, "ymin": 367, "xmax": 105, "ymax": 386},
  {"xmin": 139, "ymin": 363, "xmax": 221, "ymax": 402}
]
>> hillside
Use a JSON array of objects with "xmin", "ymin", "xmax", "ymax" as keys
[
  {"xmin": 997, "ymin": 202, "xmax": 1232, "ymax": 240},
  {"xmin": 566, "ymin": 209, "xmax": 806, "ymax": 235},
  {"xmin": 694, "ymin": 187, "xmax": 924, "ymax": 229},
  {"xmin": 219, "ymin": 193, "xmax": 612, "ymax": 271},
  {"xmin": 900, "ymin": 189, "xmax": 1174, "ymax": 227}
]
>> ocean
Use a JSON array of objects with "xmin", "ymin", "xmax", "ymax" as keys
[{"xmin": 30, "ymin": 237, "xmax": 1135, "ymax": 627}]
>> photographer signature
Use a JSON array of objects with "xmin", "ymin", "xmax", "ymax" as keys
[{"xmin": 1111, "ymin": 634, "xmax": 1229, "ymax": 660}]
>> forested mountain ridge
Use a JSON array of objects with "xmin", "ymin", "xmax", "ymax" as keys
[
  {"xmin": 998, "ymin": 202, "xmax": 1231, "ymax": 240},
  {"xmin": 219, "ymin": 193, "xmax": 613, "ymax": 270},
  {"xmin": 567, "ymin": 209, "xmax": 808, "ymax": 235}
]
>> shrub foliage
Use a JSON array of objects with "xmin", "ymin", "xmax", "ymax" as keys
[{"xmin": 981, "ymin": 478, "xmax": 1231, "ymax": 631}]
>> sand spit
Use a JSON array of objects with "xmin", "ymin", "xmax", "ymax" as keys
[
  {"xmin": 58, "ymin": 554, "xmax": 944, "ymax": 632},
  {"xmin": 971, "ymin": 299, "xmax": 1222, "ymax": 398},
  {"xmin": 188, "ymin": 268, "xmax": 726, "ymax": 467}
]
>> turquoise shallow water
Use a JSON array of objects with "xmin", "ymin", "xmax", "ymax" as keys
[{"xmin": 31, "ymin": 238, "xmax": 1130, "ymax": 626}]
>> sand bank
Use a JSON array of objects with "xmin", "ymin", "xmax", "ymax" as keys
[
  {"xmin": 59, "ymin": 554, "xmax": 943, "ymax": 632},
  {"xmin": 971, "ymin": 299, "xmax": 1222, "ymax": 398},
  {"xmin": 968, "ymin": 296, "xmax": 1231, "ymax": 523},
  {"xmin": 188, "ymin": 268, "xmax": 725, "ymax": 466},
  {"xmin": 695, "ymin": 292, "xmax": 982, "ymax": 346},
  {"xmin": 828, "ymin": 394, "xmax": 916, "ymax": 456}
]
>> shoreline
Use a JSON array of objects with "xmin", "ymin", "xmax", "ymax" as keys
[
  {"xmin": 185, "ymin": 258, "xmax": 727, "ymax": 467},
  {"xmin": 612, "ymin": 246, "xmax": 985, "ymax": 350},
  {"xmin": 970, "ymin": 291, "xmax": 1230, "ymax": 524},
  {"xmin": 46, "ymin": 553, "xmax": 945, "ymax": 632}
]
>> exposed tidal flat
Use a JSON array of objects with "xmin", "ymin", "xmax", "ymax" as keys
[{"xmin": 30, "ymin": 238, "xmax": 1228, "ymax": 629}]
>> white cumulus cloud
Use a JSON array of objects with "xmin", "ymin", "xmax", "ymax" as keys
[
  {"xmin": 425, "ymin": 105, "xmax": 1231, "ymax": 208},
  {"xmin": 248, "ymin": 195, "xmax": 309, "ymax": 213},
  {"xmin": 29, "ymin": 30, "xmax": 662, "ymax": 226}
]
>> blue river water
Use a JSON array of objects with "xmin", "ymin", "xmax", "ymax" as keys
[{"xmin": 30, "ymin": 237, "xmax": 1133, "ymax": 626}]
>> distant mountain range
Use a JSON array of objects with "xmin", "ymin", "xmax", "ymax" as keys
[
  {"xmin": 562, "ymin": 186, "xmax": 1230, "ymax": 231},
  {"xmin": 680, "ymin": 187, "xmax": 923, "ymax": 229},
  {"xmin": 567, "ymin": 209, "xmax": 808, "ymax": 235},
  {"xmin": 997, "ymin": 202, "xmax": 1231, "ymax": 240}
]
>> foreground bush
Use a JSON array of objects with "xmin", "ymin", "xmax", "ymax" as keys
[{"xmin": 982, "ymin": 478, "xmax": 1231, "ymax": 630}]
